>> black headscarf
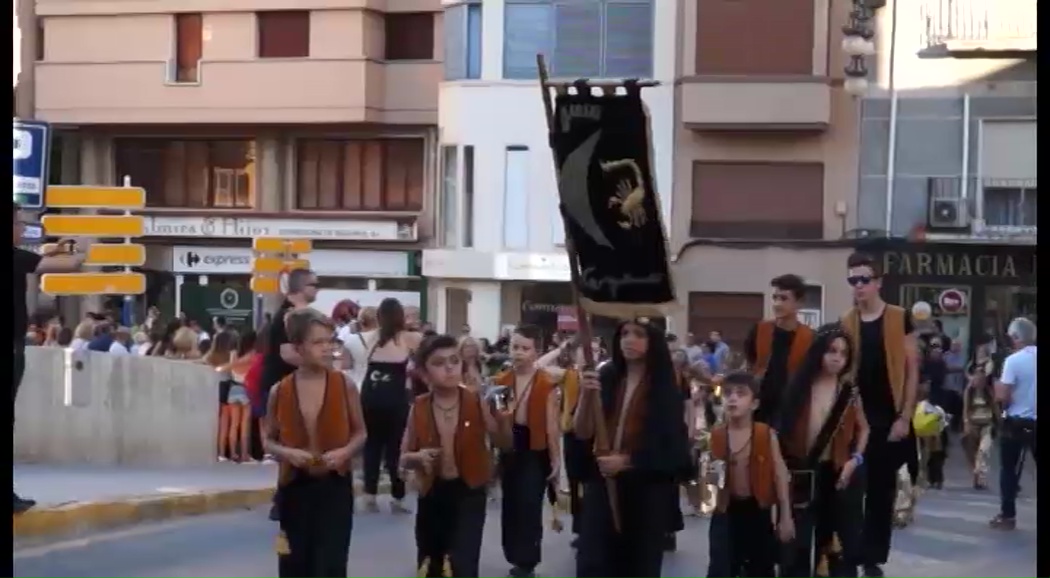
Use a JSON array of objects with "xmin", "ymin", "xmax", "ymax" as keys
[{"xmin": 598, "ymin": 318, "xmax": 688, "ymax": 477}]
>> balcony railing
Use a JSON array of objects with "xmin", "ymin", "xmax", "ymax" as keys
[
  {"xmin": 925, "ymin": 176, "xmax": 1037, "ymax": 239},
  {"xmin": 920, "ymin": 0, "xmax": 1038, "ymax": 53}
]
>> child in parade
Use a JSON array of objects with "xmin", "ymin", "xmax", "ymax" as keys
[{"xmin": 706, "ymin": 371, "xmax": 795, "ymax": 578}]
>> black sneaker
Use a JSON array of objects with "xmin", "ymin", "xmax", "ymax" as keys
[
  {"xmin": 862, "ymin": 564, "xmax": 885, "ymax": 577},
  {"xmin": 13, "ymin": 493, "xmax": 36, "ymax": 515}
]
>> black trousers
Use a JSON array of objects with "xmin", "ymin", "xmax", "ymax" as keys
[
  {"xmin": 277, "ymin": 472, "xmax": 355, "ymax": 577},
  {"xmin": 500, "ymin": 447, "xmax": 548, "ymax": 572},
  {"xmin": 362, "ymin": 404, "xmax": 407, "ymax": 499},
  {"xmin": 562, "ymin": 432, "xmax": 591, "ymax": 535},
  {"xmin": 707, "ymin": 497, "xmax": 776, "ymax": 578},
  {"xmin": 999, "ymin": 417, "xmax": 1037, "ymax": 519},
  {"xmin": 416, "ymin": 479, "xmax": 488, "ymax": 577},
  {"xmin": 926, "ymin": 430, "xmax": 948, "ymax": 486},
  {"xmin": 861, "ymin": 426, "xmax": 909, "ymax": 567},
  {"xmin": 577, "ymin": 475, "xmax": 671, "ymax": 577},
  {"xmin": 782, "ymin": 462, "xmax": 863, "ymax": 578}
]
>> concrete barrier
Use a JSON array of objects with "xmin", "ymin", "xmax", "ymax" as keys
[{"xmin": 15, "ymin": 348, "xmax": 221, "ymax": 466}]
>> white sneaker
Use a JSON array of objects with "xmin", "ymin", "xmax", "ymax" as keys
[{"xmin": 217, "ymin": 456, "xmax": 229, "ymax": 463}]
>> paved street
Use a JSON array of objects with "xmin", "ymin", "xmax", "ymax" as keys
[{"xmin": 14, "ymin": 475, "xmax": 1036, "ymax": 578}]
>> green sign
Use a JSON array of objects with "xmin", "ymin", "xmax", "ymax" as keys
[{"xmin": 180, "ymin": 284, "xmax": 253, "ymax": 328}]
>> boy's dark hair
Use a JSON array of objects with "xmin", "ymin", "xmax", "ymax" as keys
[
  {"xmin": 513, "ymin": 324, "xmax": 544, "ymax": 349},
  {"xmin": 722, "ymin": 370, "xmax": 760, "ymax": 397},
  {"xmin": 770, "ymin": 274, "xmax": 807, "ymax": 300},
  {"xmin": 846, "ymin": 251, "xmax": 882, "ymax": 276}
]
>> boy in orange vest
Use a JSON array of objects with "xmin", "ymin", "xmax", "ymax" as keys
[{"xmin": 707, "ymin": 371, "xmax": 795, "ymax": 578}]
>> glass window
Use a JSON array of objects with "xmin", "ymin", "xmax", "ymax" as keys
[
  {"xmin": 441, "ymin": 145, "xmax": 459, "ymax": 247},
  {"xmin": 444, "ymin": 3, "xmax": 483, "ymax": 80},
  {"xmin": 463, "ymin": 145, "xmax": 475, "ymax": 248},
  {"xmin": 503, "ymin": 146, "xmax": 530, "ymax": 249}
]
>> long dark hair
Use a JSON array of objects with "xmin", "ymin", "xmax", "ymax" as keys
[
  {"xmin": 376, "ymin": 298, "xmax": 405, "ymax": 348},
  {"xmin": 776, "ymin": 323, "xmax": 855, "ymax": 438},
  {"xmin": 149, "ymin": 319, "xmax": 184, "ymax": 356},
  {"xmin": 598, "ymin": 319, "xmax": 686, "ymax": 476},
  {"xmin": 410, "ymin": 333, "xmax": 459, "ymax": 397}
]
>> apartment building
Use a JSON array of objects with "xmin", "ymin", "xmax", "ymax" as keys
[
  {"xmin": 669, "ymin": 0, "xmax": 862, "ymax": 346},
  {"xmin": 856, "ymin": 0, "xmax": 1037, "ymax": 356},
  {"xmin": 423, "ymin": 0, "xmax": 677, "ymax": 340},
  {"xmin": 28, "ymin": 0, "xmax": 443, "ymax": 322}
]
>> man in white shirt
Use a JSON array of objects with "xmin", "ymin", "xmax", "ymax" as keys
[{"xmin": 990, "ymin": 317, "xmax": 1037, "ymax": 531}]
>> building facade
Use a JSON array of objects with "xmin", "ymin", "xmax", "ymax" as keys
[
  {"xmin": 30, "ymin": 0, "xmax": 443, "ymax": 323},
  {"xmin": 423, "ymin": 0, "xmax": 677, "ymax": 340},
  {"xmin": 857, "ymin": 0, "xmax": 1037, "ymax": 358},
  {"xmin": 669, "ymin": 0, "xmax": 863, "ymax": 347}
]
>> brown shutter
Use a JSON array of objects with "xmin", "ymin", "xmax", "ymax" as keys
[
  {"xmin": 258, "ymin": 11, "xmax": 310, "ymax": 58},
  {"xmin": 175, "ymin": 13, "xmax": 202, "ymax": 82}
]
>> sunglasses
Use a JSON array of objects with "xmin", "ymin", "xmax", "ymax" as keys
[{"xmin": 847, "ymin": 275, "xmax": 876, "ymax": 287}]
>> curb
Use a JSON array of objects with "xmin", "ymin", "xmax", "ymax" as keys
[{"xmin": 14, "ymin": 478, "xmax": 390, "ymax": 544}]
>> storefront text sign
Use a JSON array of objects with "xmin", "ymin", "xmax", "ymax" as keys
[
  {"xmin": 883, "ymin": 250, "xmax": 1035, "ymax": 279},
  {"xmin": 145, "ymin": 216, "xmax": 417, "ymax": 242}
]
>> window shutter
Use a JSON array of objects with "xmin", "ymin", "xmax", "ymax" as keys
[
  {"xmin": 503, "ymin": 3, "xmax": 553, "ymax": 79},
  {"xmin": 444, "ymin": 5, "xmax": 467, "ymax": 80},
  {"xmin": 552, "ymin": 2, "xmax": 601, "ymax": 78},
  {"xmin": 604, "ymin": 2, "xmax": 653, "ymax": 78}
]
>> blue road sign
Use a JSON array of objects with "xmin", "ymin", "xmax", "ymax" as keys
[{"xmin": 13, "ymin": 119, "xmax": 52, "ymax": 210}]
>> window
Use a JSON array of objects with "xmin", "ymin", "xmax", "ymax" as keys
[
  {"xmin": 688, "ymin": 292, "xmax": 764, "ymax": 351},
  {"xmin": 462, "ymin": 145, "xmax": 475, "ymax": 248},
  {"xmin": 441, "ymin": 145, "xmax": 459, "ymax": 246},
  {"xmin": 173, "ymin": 13, "xmax": 203, "ymax": 83},
  {"xmin": 444, "ymin": 3, "xmax": 482, "ymax": 79},
  {"xmin": 257, "ymin": 11, "xmax": 310, "ymax": 58},
  {"xmin": 114, "ymin": 139, "xmax": 257, "ymax": 208},
  {"xmin": 295, "ymin": 138, "xmax": 425, "ymax": 211},
  {"xmin": 503, "ymin": 0, "xmax": 653, "ymax": 80},
  {"xmin": 694, "ymin": 0, "xmax": 814, "ymax": 75},
  {"xmin": 503, "ymin": 146, "xmax": 530, "ymax": 249},
  {"xmin": 385, "ymin": 13, "xmax": 435, "ymax": 60},
  {"xmin": 983, "ymin": 182, "xmax": 1037, "ymax": 227}
]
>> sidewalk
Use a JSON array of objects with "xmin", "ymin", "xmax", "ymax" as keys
[{"xmin": 13, "ymin": 463, "xmax": 281, "ymax": 544}]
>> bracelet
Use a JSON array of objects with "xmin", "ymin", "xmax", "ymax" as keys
[{"xmin": 851, "ymin": 452, "xmax": 865, "ymax": 466}]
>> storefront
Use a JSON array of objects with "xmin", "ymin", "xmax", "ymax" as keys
[{"xmin": 863, "ymin": 239, "xmax": 1036, "ymax": 360}]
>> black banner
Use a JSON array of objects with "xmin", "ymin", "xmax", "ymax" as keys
[{"xmin": 550, "ymin": 83, "xmax": 675, "ymax": 319}]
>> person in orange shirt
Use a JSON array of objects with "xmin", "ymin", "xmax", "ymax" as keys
[
  {"xmin": 777, "ymin": 324, "xmax": 869, "ymax": 577},
  {"xmin": 263, "ymin": 309, "xmax": 367, "ymax": 578},
  {"xmin": 401, "ymin": 334, "xmax": 507, "ymax": 577},
  {"xmin": 490, "ymin": 325, "xmax": 564, "ymax": 578},
  {"xmin": 707, "ymin": 372, "xmax": 795, "ymax": 578}
]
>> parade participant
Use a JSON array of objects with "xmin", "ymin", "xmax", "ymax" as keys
[
  {"xmin": 962, "ymin": 355, "xmax": 998, "ymax": 490},
  {"xmin": 401, "ymin": 334, "xmax": 506, "ymax": 578},
  {"xmin": 491, "ymin": 324, "xmax": 562, "ymax": 578},
  {"xmin": 360, "ymin": 298, "xmax": 422, "ymax": 514},
  {"xmin": 744, "ymin": 274, "xmax": 815, "ymax": 424},
  {"xmin": 778, "ymin": 324, "xmax": 869, "ymax": 578},
  {"xmin": 572, "ymin": 318, "xmax": 689, "ymax": 578},
  {"xmin": 685, "ymin": 377, "xmax": 718, "ymax": 517},
  {"xmin": 707, "ymin": 371, "xmax": 794, "ymax": 578},
  {"xmin": 554, "ymin": 340, "xmax": 587, "ymax": 547},
  {"xmin": 263, "ymin": 309, "xmax": 366, "ymax": 578},
  {"xmin": 839, "ymin": 252, "xmax": 918, "ymax": 578}
]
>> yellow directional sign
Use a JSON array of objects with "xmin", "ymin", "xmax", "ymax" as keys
[
  {"xmin": 40, "ymin": 273, "xmax": 146, "ymax": 296},
  {"xmin": 253, "ymin": 238, "xmax": 312, "ymax": 254},
  {"xmin": 253, "ymin": 257, "xmax": 310, "ymax": 275},
  {"xmin": 250, "ymin": 276, "xmax": 282, "ymax": 294},
  {"xmin": 41, "ymin": 243, "xmax": 146, "ymax": 267},
  {"xmin": 45, "ymin": 186, "xmax": 146, "ymax": 209},
  {"xmin": 41, "ymin": 215, "xmax": 145, "ymax": 237}
]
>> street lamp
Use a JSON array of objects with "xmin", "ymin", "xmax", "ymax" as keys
[{"xmin": 842, "ymin": 0, "xmax": 876, "ymax": 96}]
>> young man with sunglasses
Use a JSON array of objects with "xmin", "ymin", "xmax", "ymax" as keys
[{"xmin": 838, "ymin": 252, "xmax": 919, "ymax": 578}]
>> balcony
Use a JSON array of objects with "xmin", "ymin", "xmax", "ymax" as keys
[
  {"xmin": 34, "ymin": 59, "xmax": 440, "ymax": 125},
  {"xmin": 678, "ymin": 76, "xmax": 831, "ymax": 131},
  {"xmin": 923, "ymin": 176, "xmax": 1037, "ymax": 243},
  {"xmin": 920, "ymin": 0, "xmax": 1038, "ymax": 55}
]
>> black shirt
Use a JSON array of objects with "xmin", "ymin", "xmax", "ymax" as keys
[
  {"xmin": 744, "ymin": 323, "xmax": 797, "ymax": 425},
  {"xmin": 856, "ymin": 309, "xmax": 914, "ymax": 429},
  {"xmin": 921, "ymin": 357, "xmax": 948, "ymax": 406},
  {"xmin": 14, "ymin": 248, "xmax": 43, "ymax": 349},
  {"xmin": 260, "ymin": 302, "xmax": 296, "ymax": 398}
]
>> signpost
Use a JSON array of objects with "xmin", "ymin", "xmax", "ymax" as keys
[
  {"xmin": 39, "ymin": 184, "xmax": 148, "ymax": 326},
  {"xmin": 13, "ymin": 119, "xmax": 51, "ymax": 210},
  {"xmin": 251, "ymin": 237, "xmax": 312, "ymax": 328}
]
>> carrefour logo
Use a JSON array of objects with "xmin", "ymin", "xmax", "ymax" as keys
[{"xmin": 13, "ymin": 129, "xmax": 32, "ymax": 160}]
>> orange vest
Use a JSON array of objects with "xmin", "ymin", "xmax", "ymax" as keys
[
  {"xmin": 406, "ymin": 388, "xmax": 492, "ymax": 493},
  {"xmin": 494, "ymin": 369, "xmax": 554, "ymax": 450},
  {"xmin": 752, "ymin": 320, "xmax": 814, "ymax": 380},
  {"xmin": 604, "ymin": 378, "xmax": 651, "ymax": 454},
  {"xmin": 273, "ymin": 370, "xmax": 357, "ymax": 485},
  {"xmin": 709, "ymin": 422, "xmax": 777, "ymax": 512},
  {"xmin": 840, "ymin": 305, "xmax": 907, "ymax": 412},
  {"xmin": 784, "ymin": 387, "xmax": 861, "ymax": 469}
]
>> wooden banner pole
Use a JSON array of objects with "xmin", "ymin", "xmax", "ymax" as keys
[{"xmin": 536, "ymin": 53, "xmax": 623, "ymax": 533}]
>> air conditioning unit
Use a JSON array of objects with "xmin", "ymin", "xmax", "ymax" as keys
[{"xmin": 927, "ymin": 197, "xmax": 970, "ymax": 231}]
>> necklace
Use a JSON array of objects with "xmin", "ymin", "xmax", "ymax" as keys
[{"xmin": 434, "ymin": 400, "xmax": 460, "ymax": 421}]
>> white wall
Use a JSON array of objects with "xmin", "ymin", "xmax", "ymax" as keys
[{"xmin": 438, "ymin": 0, "xmax": 677, "ymax": 254}]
